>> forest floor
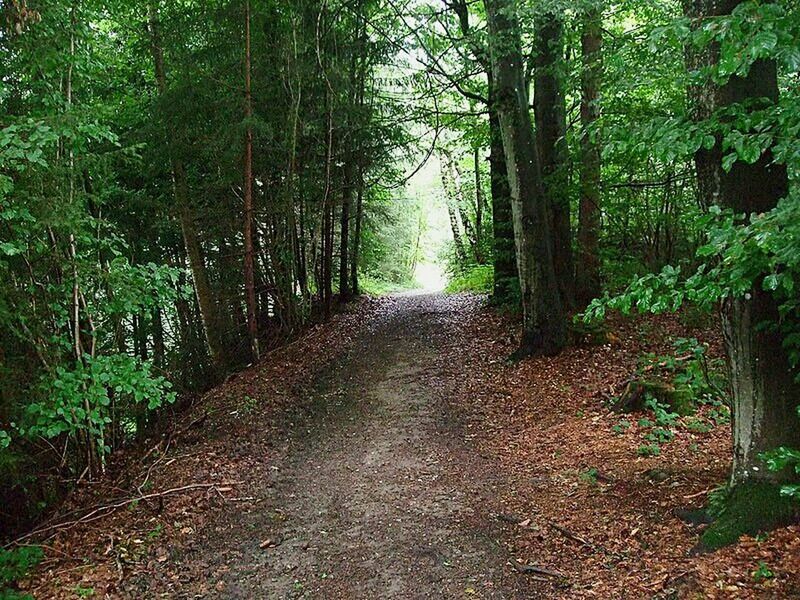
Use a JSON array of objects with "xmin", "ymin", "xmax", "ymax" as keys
[{"xmin": 18, "ymin": 293, "xmax": 800, "ymax": 599}]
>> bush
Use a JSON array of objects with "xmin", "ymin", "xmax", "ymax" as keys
[
  {"xmin": 0, "ymin": 546, "xmax": 43, "ymax": 600},
  {"xmin": 445, "ymin": 264, "xmax": 493, "ymax": 294}
]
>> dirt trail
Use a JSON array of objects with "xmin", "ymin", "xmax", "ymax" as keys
[{"xmin": 126, "ymin": 294, "xmax": 532, "ymax": 599}]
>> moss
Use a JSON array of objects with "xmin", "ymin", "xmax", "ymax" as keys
[
  {"xmin": 568, "ymin": 319, "xmax": 611, "ymax": 346},
  {"xmin": 670, "ymin": 385, "xmax": 695, "ymax": 417},
  {"xmin": 698, "ymin": 483, "xmax": 798, "ymax": 551},
  {"xmin": 612, "ymin": 379, "xmax": 696, "ymax": 416}
]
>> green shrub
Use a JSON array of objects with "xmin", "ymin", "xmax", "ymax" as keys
[
  {"xmin": 445, "ymin": 264, "xmax": 493, "ymax": 294},
  {"xmin": 357, "ymin": 275, "xmax": 415, "ymax": 296},
  {"xmin": 0, "ymin": 546, "xmax": 43, "ymax": 600}
]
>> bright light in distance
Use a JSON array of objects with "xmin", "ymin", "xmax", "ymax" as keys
[{"xmin": 415, "ymin": 262, "xmax": 446, "ymax": 291}]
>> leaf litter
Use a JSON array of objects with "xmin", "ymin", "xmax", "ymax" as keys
[{"xmin": 13, "ymin": 293, "xmax": 800, "ymax": 599}]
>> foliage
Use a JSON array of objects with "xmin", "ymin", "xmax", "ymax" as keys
[
  {"xmin": 0, "ymin": 0, "xmax": 409, "ymax": 532},
  {"xmin": 615, "ymin": 339, "xmax": 729, "ymax": 456},
  {"xmin": 761, "ymin": 405, "xmax": 800, "ymax": 500},
  {"xmin": 445, "ymin": 265, "xmax": 494, "ymax": 295},
  {"xmin": 0, "ymin": 546, "xmax": 42, "ymax": 600},
  {"xmin": 23, "ymin": 355, "xmax": 174, "ymax": 447},
  {"xmin": 752, "ymin": 561, "xmax": 775, "ymax": 582},
  {"xmin": 583, "ymin": 197, "xmax": 800, "ymax": 373}
]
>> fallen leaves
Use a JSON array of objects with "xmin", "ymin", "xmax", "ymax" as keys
[{"xmin": 436, "ymin": 298, "xmax": 800, "ymax": 599}]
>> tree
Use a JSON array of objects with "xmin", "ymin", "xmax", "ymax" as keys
[
  {"xmin": 243, "ymin": 0, "xmax": 260, "ymax": 361},
  {"xmin": 147, "ymin": 0, "xmax": 228, "ymax": 374},
  {"xmin": 533, "ymin": 8, "xmax": 574, "ymax": 308},
  {"xmin": 689, "ymin": 0, "xmax": 800, "ymax": 489},
  {"xmin": 575, "ymin": 1, "xmax": 602, "ymax": 306},
  {"xmin": 485, "ymin": 0, "xmax": 566, "ymax": 356}
]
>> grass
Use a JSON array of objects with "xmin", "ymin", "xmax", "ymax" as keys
[{"xmin": 357, "ymin": 275, "xmax": 415, "ymax": 296}]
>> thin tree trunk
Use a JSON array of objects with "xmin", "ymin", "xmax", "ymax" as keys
[
  {"xmin": 575, "ymin": 3, "xmax": 603, "ymax": 307},
  {"xmin": 534, "ymin": 10, "xmax": 574, "ymax": 309},
  {"xmin": 485, "ymin": 0, "xmax": 566, "ymax": 357},
  {"xmin": 243, "ymin": 0, "xmax": 259, "ymax": 361},
  {"xmin": 339, "ymin": 167, "xmax": 352, "ymax": 300},
  {"xmin": 147, "ymin": 0, "xmax": 226, "ymax": 374},
  {"xmin": 474, "ymin": 146, "xmax": 485, "ymax": 256},
  {"xmin": 350, "ymin": 164, "xmax": 364, "ymax": 295},
  {"xmin": 440, "ymin": 153, "xmax": 468, "ymax": 265}
]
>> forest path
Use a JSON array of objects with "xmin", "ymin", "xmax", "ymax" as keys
[{"xmin": 129, "ymin": 294, "xmax": 532, "ymax": 599}]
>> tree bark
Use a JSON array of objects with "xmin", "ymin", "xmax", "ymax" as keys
[
  {"xmin": 350, "ymin": 164, "xmax": 365, "ymax": 295},
  {"xmin": 690, "ymin": 0, "xmax": 799, "ymax": 487},
  {"xmin": 534, "ymin": 10, "xmax": 574, "ymax": 309},
  {"xmin": 339, "ymin": 171, "xmax": 352, "ymax": 300},
  {"xmin": 488, "ymin": 93, "xmax": 518, "ymax": 304},
  {"xmin": 243, "ymin": 0, "xmax": 260, "ymax": 361},
  {"xmin": 485, "ymin": 0, "xmax": 566, "ymax": 356},
  {"xmin": 147, "ymin": 0, "xmax": 226, "ymax": 374},
  {"xmin": 440, "ymin": 152, "xmax": 468, "ymax": 265},
  {"xmin": 473, "ymin": 146, "xmax": 485, "ymax": 255},
  {"xmin": 449, "ymin": 0, "xmax": 516, "ymax": 302},
  {"xmin": 575, "ymin": 3, "xmax": 603, "ymax": 307}
]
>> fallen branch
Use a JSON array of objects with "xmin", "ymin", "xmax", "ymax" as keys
[
  {"xmin": 512, "ymin": 561, "xmax": 565, "ymax": 579},
  {"xmin": 682, "ymin": 487, "xmax": 713, "ymax": 500},
  {"xmin": 548, "ymin": 521, "xmax": 620, "ymax": 559},
  {"xmin": 5, "ymin": 482, "xmax": 241, "ymax": 548}
]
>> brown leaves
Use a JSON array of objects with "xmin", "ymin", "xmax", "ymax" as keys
[{"xmin": 437, "ymin": 302, "xmax": 798, "ymax": 599}]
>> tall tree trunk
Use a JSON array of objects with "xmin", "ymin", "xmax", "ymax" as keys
[
  {"xmin": 473, "ymin": 146, "xmax": 485, "ymax": 258},
  {"xmin": 339, "ymin": 166, "xmax": 353, "ymax": 300},
  {"xmin": 350, "ymin": 164, "xmax": 365, "ymax": 295},
  {"xmin": 147, "ymin": 0, "xmax": 226, "ymax": 374},
  {"xmin": 488, "ymin": 93, "xmax": 518, "ymax": 304},
  {"xmin": 243, "ymin": 0, "xmax": 259, "ymax": 361},
  {"xmin": 534, "ymin": 10, "xmax": 574, "ymax": 309},
  {"xmin": 575, "ymin": 3, "xmax": 603, "ymax": 307},
  {"xmin": 485, "ymin": 0, "xmax": 566, "ymax": 357},
  {"xmin": 689, "ymin": 0, "xmax": 799, "ymax": 487},
  {"xmin": 440, "ymin": 153, "xmax": 468, "ymax": 265}
]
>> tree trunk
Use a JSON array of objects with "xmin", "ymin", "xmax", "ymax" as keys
[
  {"xmin": 488, "ymin": 94, "xmax": 518, "ymax": 304},
  {"xmin": 534, "ymin": 10, "xmax": 574, "ymax": 309},
  {"xmin": 350, "ymin": 164, "xmax": 365, "ymax": 295},
  {"xmin": 339, "ymin": 165, "xmax": 353, "ymax": 300},
  {"xmin": 440, "ymin": 152, "xmax": 468, "ymax": 265},
  {"xmin": 700, "ymin": 0, "xmax": 797, "ymax": 486},
  {"xmin": 575, "ymin": 3, "xmax": 603, "ymax": 307},
  {"xmin": 243, "ymin": 0, "xmax": 260, "ymax": 361},
  {"xmin": 485, "ymin": 0, "xmax": 566, "ymax": 356},
  {"xmin": 473, "ymin": 146, "xmax": 485, "ymax": 258},
  {"xmin": 147, "ymin": 0, "xmax": 226, "ymax": 374}
]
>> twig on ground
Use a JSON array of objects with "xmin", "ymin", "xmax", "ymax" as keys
[
  {"xmin": 511, "ymin": 561, "xmax": 566, "ymax": 579},
  {"xmin": 5, "ymin": 482, "xmax": 241, "ymax": 548}
]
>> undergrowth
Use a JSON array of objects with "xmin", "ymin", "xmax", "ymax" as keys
[
  {"xmin": 445, "ymin": 264, "xmax": 493, "ymax": 295},
  {"xmin": 0, "ymin": 546, "xmax": 42, "ymax": 600},
  {"xmin": 612, "ymin": 338, "xmax": 730, "ymax": 457}
]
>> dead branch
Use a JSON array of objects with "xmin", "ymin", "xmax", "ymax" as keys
[{"xmin": 5, "ymin": 482, "xmax": 241, "ymax": 548}]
